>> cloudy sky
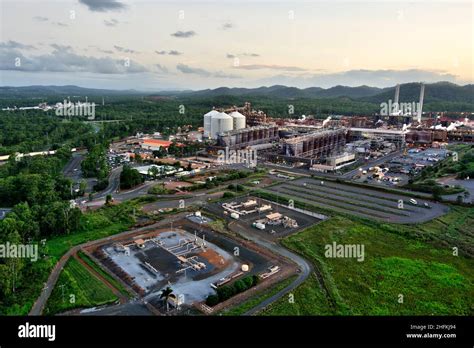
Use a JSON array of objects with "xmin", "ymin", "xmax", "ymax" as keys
[{"xmin": 0, "ymin": 0, "xmax": 472, "ymax": 90}]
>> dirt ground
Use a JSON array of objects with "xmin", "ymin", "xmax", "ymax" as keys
[
  {"xmin": 164, "ymin": 181, "xmax": 193, "ymax": 190},
  {"xmin": 199, "ymin": 248, "xmax": 228, "ymax": 268}
]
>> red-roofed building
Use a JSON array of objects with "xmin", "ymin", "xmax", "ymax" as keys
[{"xmin": 141, "ymin": 139, "xmax": 173, "ymax": 151}]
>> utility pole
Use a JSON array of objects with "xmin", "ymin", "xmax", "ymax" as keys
[{"xmin": 59, "ymin": 284, "xmax": 66, "ymax": 303}]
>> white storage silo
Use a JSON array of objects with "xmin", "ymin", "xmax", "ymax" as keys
[
  {"xmin": 229, "ymin": 111, "xmax": 246, "ymax": 130},
  {"xmin": 210, "ymin": 112, "xmax": 233, "ymax": 139},
  {"xmin": 203, "ymin": 110, "xmax": 219, "ymax": 138}
]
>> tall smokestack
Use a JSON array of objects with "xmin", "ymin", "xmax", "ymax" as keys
[
  {"xmin": 392, "ymin": 84, "xmax": 400, "ymax": 116},
  {"xmin": 417, "ymin": 83, "xmax": 425, "ymax": 122},
  {"xmin": 394, "ymin": 84, "xmax": 400, "ymax": 106}
]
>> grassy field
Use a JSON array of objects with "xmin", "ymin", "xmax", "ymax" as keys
[
  {"xmin": 44, "ymin": 257, "xmax": 118, "ymax": 315},
  {"xmin": 77, "ymin": 251, "xmax": 132, "ymax": 298},
  {"xmin": 261, "ymin": 207, "xmax": 474, "ymax": 316},
  {"xmin": 46, "ymin": 202, "xmax": 137, "ymax": 260},
  {"xmin": 221, "ymin": 276, "xmax": 297, "ymax": 316},
  {"xmin": 262, "ymin": 275, "xmax": 334, "ymax": 316}
]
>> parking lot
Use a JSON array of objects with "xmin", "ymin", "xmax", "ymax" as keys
[
  {"xmin": 263, "ymin": 178, "xmax": 449, "ymax": 223},
  {"xmin": 206, "ymin": 195, "xmax": 322, "ymax": 241}
]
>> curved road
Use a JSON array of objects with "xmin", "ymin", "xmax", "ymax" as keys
[{"xmin": 233, "ymin": 226, "xmax": 313, "ymax": 316}]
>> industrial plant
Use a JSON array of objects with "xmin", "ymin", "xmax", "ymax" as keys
[{"xmin": 199, "ymin": 84, "xmax": 472, "ymax": 172}]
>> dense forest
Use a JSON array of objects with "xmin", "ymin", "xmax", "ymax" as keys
[{"xmin": 0, "ymin": 145, "xmax": 82, "ymax": 313}]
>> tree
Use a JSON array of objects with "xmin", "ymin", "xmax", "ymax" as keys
[
  {"xmin": 252, "ymin": 275, "xmax": 260, "ymax": 286},
  {"xmin": 159, "ymin": 286, "xmax": 174, "ymax": 312},
  {"xmin": 233, "ymin": 280, "xmax": 247, "ymax": 293},
  {"xmin": 147, "ymin": 166, "xmax": 159, "ymax": 180},
  {"xmin": 432, "ymin": 186, "xmax": 443, "ymax": 201},
  {"xmin": 120, "ymin": 165, "xmax": 144, "ymax": 189},
  {"xmin": 242, "ymin": 276, "xmax": 254, "ymax": 289},
  {"xmin": 205, "ymin": 294, "xmax": 219, "ymax": 307},
  {"xmin": 105, "ymin": 194, "xmax": 113, "ymax": 205},
  {"xmin": 81, "ymin": 144, "xmax": 109, "ymax": 179},
  {"xmin": 216, "ymin": 285, "xmax": 235, "ymax": 302}
]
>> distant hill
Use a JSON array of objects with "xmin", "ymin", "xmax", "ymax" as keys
[
  {"xmin": 166, "ymin": 84, "xmax": 383, "ymax": 99},
  {"xmin": 1, "ymin": 82, "xmax": 472, "ymax": 108},
  {"xmin": 0, "ymin": 85, "xmax": 145, "ymax": 98},
  {"xmin": 360, "ymin": 82, "xmax": 474, "ymax": 104}
]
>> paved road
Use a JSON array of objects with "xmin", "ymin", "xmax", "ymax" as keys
[
  {"xmin": 227, "ymin": 224, "xmax": 312, "ymax": 316},
  {"xmin": 62, "ymin": 153, "xmax": 84, "ymax": 179},
  {"xmin": 439, "ymin": 178, "xmax": 474, "ymax": 203},
  {"xmin": 76, "ymin": 166, "xmax": 123, "ymax": 206},
  {"xmin": 95, "ymin": 167, "xmax": 122, "ymax": 199}
]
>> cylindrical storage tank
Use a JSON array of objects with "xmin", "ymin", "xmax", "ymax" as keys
[
  {"xmin": 204, "ymin": 110, "xmax": 218, "ymax": 138},
  {"xmin": 241, "ymin": 264, "xmax": 249, "ymax": 272},
  {"xmin": 211, "ymin": 112, "xmax": 233, "ymax": 139},
  {"xmin": 229, "ymin": 111, "xmax": 246, "ymax": 130}
]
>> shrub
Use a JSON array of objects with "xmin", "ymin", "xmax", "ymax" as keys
[
  {"xmin": 242, "ymin": 276, "xmax": 254, "ymax": 289},
  {"xmin": 217, "ymin": 285, "xmax": 235, "ymax": 302},
  {"xmin": 233, "ymin": 280, "xmax": 247, "ymax": 293},
  {"xmin": 205, "ymin": 294, "xmax": 219, "ymax": 307},
  {"xmin": 223, "ymin": 191, "xmax": 235, "ymax": 198},
  {"xmin": 93, "ymin": 179, "xmax": 108, "ymax": 192},
  {"xmin": 252, "ymin": 275, "xmax": 260, "ymax": 286}
]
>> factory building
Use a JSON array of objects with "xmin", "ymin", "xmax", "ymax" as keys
[
  {"xmin": 141, "ymin": 139, "xmax": 173, "ymax": 151},
  {"xmin": 282, "ymin": 128, "xmax": 347, "ymax": 159},
  {"xmin": 447, "ymin": 126, "xmax": 474, "ymax": 142},
  {"xmin": 347, "ymin": 128, "xmax": 405, "ymax": 149},
  {"xmin": 217, "ymin": 125, "xmax": 279, "ymax": 149},
  {"xmin": 405, "ymin": 128, "xmax": 448, "ymax": 145},
  {"xmin": 235, "ymin": 102, "xmax": 267, "ymax": 126}
]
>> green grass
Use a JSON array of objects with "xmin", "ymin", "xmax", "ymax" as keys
[
  {"xmin": 44, "ymin": 257, "xmax": 118, "ymax": 315},
  {"xmin": 46, "ymin": 202, "xmax": 136, "ymax": 260},
  {"xmin": 221, "ymin": 276, "xmax": 297, "ymax": 316},
  {"xmin": 77, "ymin": 251, "xmax": 132, "ymax": 298},
  {"xmin": 148, "ymin": 184, "xmax": 173, "ymax": 195},
  {"xmin": 262, "ymin": 275, "xmax": 334, "ymax": 316},
  {"xmin": 207, "ymin": 219, "xmax": 228, "ymax": 234},
  {"xmin": 262, "ymin": 208, "xmax": 474, "ymax": 316}
]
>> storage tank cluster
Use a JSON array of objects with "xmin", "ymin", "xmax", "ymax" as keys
[{"xmin": 203, "ymin": 109, "xmax": 246, "ymax": 139}]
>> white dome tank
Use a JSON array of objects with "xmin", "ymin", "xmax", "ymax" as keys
[
  {"xmin": 203, "ymin": 110, "xmax": 219, "ymax": 138},
  {"xmin": 229, "ymin": 111, "xmax": 246, "ymax": 130},
  {"xmin": 210, "ymin": 112, "xmax": 233, "ymax": 139}
]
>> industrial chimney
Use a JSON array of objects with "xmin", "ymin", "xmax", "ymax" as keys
[
  {"xmin": 393, "ymin": 84, "xmax": 400, "ymax": 115},
  {"xmin": 417, "ymin": 83, "xmax": 425, "ymax": 122}
]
